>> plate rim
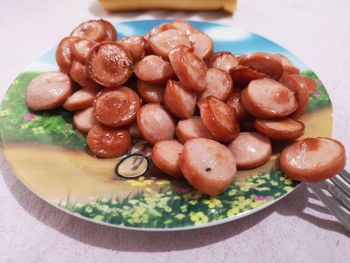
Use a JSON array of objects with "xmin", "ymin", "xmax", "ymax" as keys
[{"xmin": 0, "ymin": 19, "xmax": 326, "ymax": 231}]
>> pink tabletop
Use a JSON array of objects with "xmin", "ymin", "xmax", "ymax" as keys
[{"xmin": 0, "ymin": 0, "xmax": 349, "ymax": 262}]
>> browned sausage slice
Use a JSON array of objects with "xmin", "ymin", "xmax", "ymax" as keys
[
  {"xmin": 273, "ymin": 54, "xmax": 300, "ymax": 74},
  {"xmin": 152, "ymin": 140, "xmax": 184, "ymax": 179},
  {"xmin": 198, "ymin": 96, "xmax": 240, "ymax": 142},
  {"xmin": 63, "ymin": 86, "xmax": 98, "ymax": 111},
  {"xmin": 241, "ymin": 78, "xmax": 298, "ymax": 119},
  {"xmin": 148, "ymin": 20, "xmax": 199, "ymax": 37},
  {"xmin": 137, "ymin": 103, "xmax": 176, "ymax": 145},
  {"xmin": 56, "ymin": 36, "xmax": 79, "ymax": 74},
  {"xmin": 87, "ymin": 124, "xmax": 131, "ymax": 158},
  {"xmin": 169, "ymin": 46, "xmax": 207, "ymax": 91},
  {"xmin": 280, "ymin": 137, "xmax": 346, "ymax": 182},
  {"xmin": 70, "ymin": 60, "xmax": 95, "ymax": 87},
  {"xmin": 148, "ymin": 29, "xmax": 192, "ymax": 60},
  {"xmin": 175, "ymin": 117, "xmax": 215, "ymax": 143},
  {"xmin": 239, "ymin": 53, "xmax": 283, "ymax": 80},
  {"xmin": 228, "ymin": 132, "xmax": 272, "ymax": 169},
  {"xmin": 93, "ymin": 87, "xmax": 141, "ymax": 127},
  {"xmin": 189, "ymin": 32, "xmax": 213, "ymax": 60},
  {"xmin": 87, "ymin": 41, "xmax": 134, "ymax": 87},
  {"xmin": 230, "ymin": 66, "xmax": 268, "ymax": 88},
  {"xmin": 279, "ymin": 74, "xmax": 310, "ymax": 119},
  {"xmin": 71, "ymin": 38, "xmax": 96, "ymax": 63},
  {"xmin": 164, "ymin": 80, "xmax": 197, "ymax": 119},
  {"xmin": 71, "ymin": 20, "xmax": 107, "ymax": 42},
  {"xmin": 134, "ymin": 55, "xmax": 175, "ymax": 85},
  {"xmin": 73, "ymin": 107, "xmax": 97, "ymax": 134},
  {"xmin": 254, "ymin": 118, "xmax": 305, "ymax": 140},
  {"xmin": 137, "ymin": 79, "xmax": 164, "ymax": 104},
  {"xmin": 180, "ymin": 138, "xmax": 237, "ymax": 196},
  {"xmin": 26, "ymin": 72, "xmax": 73, "ymax": 110},
  {"xmin": 208, "ymin": 52, "xmax": 239, "ymax": 73},
  {"xmin": 117, "ymin": 36, "xmax": 146, "ymax": 62},
  {"xmin": 99, "ymin": 19, "xmax": 117, "ymax": 41},
  {"xmin": 226, "ymin": 91, "xmax": 250, "ymax": 121},
  {"xmin": 304, "ymin": 77, "xmax": 318, "ymax": 95},
  {"xmin": 198, "ymin": 68, "xmax": 233, "ymax": 101}
]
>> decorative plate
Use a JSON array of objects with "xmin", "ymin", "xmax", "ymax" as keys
[{"xmin": 0, "ymin": 20, "xmax": 332, "ymax": 231}]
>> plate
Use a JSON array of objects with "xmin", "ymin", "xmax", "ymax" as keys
[{"xmin": 0, "ymin": 20, "xmax": 333, "ymax": 231}]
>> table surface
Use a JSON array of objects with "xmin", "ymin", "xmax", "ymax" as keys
[{"xmin": 1, "ymin": 0, "xmax": 349, "ymax": 262}]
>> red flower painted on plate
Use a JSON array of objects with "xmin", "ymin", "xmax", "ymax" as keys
[{"xmin": 23, "ymin": 113, "xmax": 37, "ymax": 121}]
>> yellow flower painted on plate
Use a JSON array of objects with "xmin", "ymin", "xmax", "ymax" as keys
[
  {"xmin": 227, "ymin": 207, "xmax": 240, "ymax": 217},
  {"xmin": 32, "ymin": 126, "xmax": 45, "ymax": 135},
  {"xmin": 190, "ymin": 212, "xmax": 209, "ymax": 225},
  {"xmin": 175, "ymin": 213, "xmax": 186, "ymax": 220},
  {"xmin": 203, "ymin": 197, "xmax": 222, "ymax": 209},
  {"xmin": 0, "ymin": 109, "xmax": 10, "ymax": 116}
]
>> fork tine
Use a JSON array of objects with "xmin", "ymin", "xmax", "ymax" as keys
[
  {"xmin": 308, "ymin": 183, "xmax": 350, "ymax": 232},
  {"xmin": 319, "ymin": 180, "xmax": 350, "ymax": 211},
  {"xmin": 330, "ymin": 176, "xmax": 350, "ymax": 196},
  {"xmin": 339, "ymin": 170, "xmax": 350, "ymax": 185}
]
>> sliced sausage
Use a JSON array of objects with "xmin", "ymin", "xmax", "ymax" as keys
[
  {"xmin": 169, "ymin": 46, "xmax": 207, "ymax": 91},
  {"xmin": 56, "ymin": 36, "xmax": 79, "ymax": 74},
  {"xmin": 148, "ymin": 20, "xmax": 199, "ymax": 38},
  {"xmin": 63, "ymin": 86, "xmax": 98, "ymax": 111},
  {"xmin": 304, "ymin": 77, "xmax": 318, "ymax": 95},
  {"xmin": 137, "ymin": 103, "xmax": 176, "ymax": 145},
  {"xmin": 73, "ymin": 107, "xmax": 97, "ymax": 134},
  {"xmin": 230, "ymin": 66, "xmax": 268, "ymax": 88},
  {"xmin": 93, "ymin": 87, "xmax": 141, "ymax": 127},
  {"xmin": 148, "ymin": 29, "xmax": 192, "ymax": 60},
  {"xmin": 71, "ymin": 20, "xmax": 107, "ymax": 42},
  {"xmin": 70, "ymin": 60, "xmax": 95, "ymax": 87},
  {"xmin": 279, "ymin": 74, "xmax": 310, "ymax": 119},
  {"xmin": 87, "ymin": 41, "xmax": 134, "ymax": 87},
  {"xmin": 87, "ymin": 124, "xmax": 131, "ymax": 158},
  {"xmin": 254, "ymin": 118, "xmax": 305, "ymax": 140},
  {"xmin": 198, "ymin": 96, "xmax": 240, "ymax": 142},
  {"xmin": 71, "ymin": 38, "xmax": 96, "ymax": 64},
  {"xmin": 152, "ymin": 140, "xmax": 184, "ymax": 179},
  {"xmin": 117, "ymin": 36, "xmax": 146, "ymax": 62},
  {"xmin": 273, "ymin": 54, "xmax": 300, "ymax": 74},
  {"xmin": 26, "ymin": 72, "xmax": 73, "ymax": 110},
  {"xmin": 180, "ymin": 138, "xmax": 237, "ymax": 196},
  {"xmin": 228, "ymin": 132, "xmax": 272, "ymax": 169},
  {"xmin": 239, "ymin": 52, "xmax": 283, "ymax": 80},
  {"xmin": 280, "ymin": 137, "xmax": 346, "ymax": 182},
  {"xmin": 99, "ymin": 19, "xmax": 117, "ymax": 41},
  {"xmin": 189, "ymin": 32, "xmax": 213, "ymax": 60},
  {"xmin": 241, "ymin": 78, "xmax": 298, "ymax": 119},
  {"xmin": 198, "ymin": 68, "xmax": 233, "ymax": 101},
  {"xmin": 226, "ymin": 91, "xmax": 250, "ymax": 121},
  {"xmin": 137, "ymin": 79, "xmax": 164, "ymax": 104},
  {"xmin": 208, "ymin": 52, "xmax": 239, "ymax": 73},
  {"xmin": 175, "ymin": 117, "xmax": 215, "ymax": 143},
  {"xmin": 164, "ymin": 80, "xmax": 197, "ymax": 119},
  {"xmin": 134, "ymin": 55, "xmax": 175, "ymax": 85}
]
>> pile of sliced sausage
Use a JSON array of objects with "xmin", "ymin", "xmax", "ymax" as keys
[{"xmin": 25, "ymin": 19, "xmax": 346, "ymax": 196}]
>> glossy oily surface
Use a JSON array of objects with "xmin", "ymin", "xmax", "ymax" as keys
[{"xmin": 0, "ymin": 20, "xmax": 333, "ymax": 230}]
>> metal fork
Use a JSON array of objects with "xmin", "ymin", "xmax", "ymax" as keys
[{"xmin": 307, "ymin": 169, "xmax": 350, "ymax": 232}]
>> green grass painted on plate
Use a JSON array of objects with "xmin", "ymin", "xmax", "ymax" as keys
[
  {"xmin": 60, "ymin": 168, "xmax": 297, "ymax": 228},
  {"xmin": 0, "ymin": 72, "xmax": 86, "ymax": 149}
]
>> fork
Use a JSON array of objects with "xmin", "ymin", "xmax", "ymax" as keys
[{"xmin": 307, "ymin": 169, "xmax": 350, "ymax": 232}]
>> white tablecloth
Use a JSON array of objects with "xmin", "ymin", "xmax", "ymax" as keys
[{"xmin": 1, "ymin": 0, "xmax": 349, "ymax": 262}]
